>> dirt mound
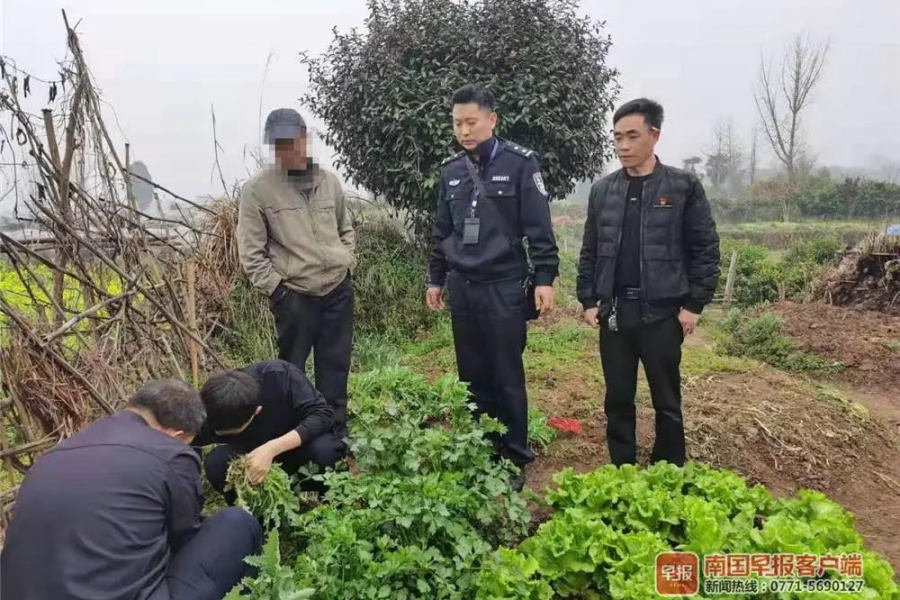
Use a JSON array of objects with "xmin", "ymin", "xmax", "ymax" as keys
[
  {"xmin": 685, "ymin": 368, "xmax": 900, "ymax": 568},
  {"xmin": 773, "ymin": 301, "xmax": 900, "ymax": 403},
  {"xmin": 685, "ymin": 368, "xmax": 894, "ymax": 486},
  {"xmin": 815, "ymin": 234, "xmax": 900, "ymax": 314}
]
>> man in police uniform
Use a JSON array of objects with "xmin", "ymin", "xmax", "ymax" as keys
[{"xmin": 427, "ymin": 84, "xmax": 559, "ymax": 490}]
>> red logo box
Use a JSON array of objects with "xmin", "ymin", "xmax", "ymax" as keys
[{"xmin": 656, "ymin": 552, "xmax": 700, "ymax": 596}]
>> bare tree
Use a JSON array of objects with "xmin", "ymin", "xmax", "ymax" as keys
[
  {"xmin": 748, "ymin": 127, "xmax": 759, "ymax": 186},
  {"xmin": 704, "ymin": 120, "xmax": 744, "ymax": 196},
  {"xmin": 755, "ymin": 34, "xmax": 829, "ymax": 220},
  {"xmin": 682, "ymin": 156, "xmax": 702, "ymax": 177}
]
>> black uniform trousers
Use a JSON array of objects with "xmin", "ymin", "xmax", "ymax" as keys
[
  {"xmin": 270, "ymin": 274, "xmax": 354, "ymax": 437},
  {"xmin": 447, "ymin": 271, "xmax": 534, "ymax": 467},
  {"xmin": 600, "ymin": 311, "xmax": 686, "ymax": 467},
  {"xmin": 163, "ymin": 507, "xmax": 261, "ymax": 600},
  {"xmin": 204, "ymin": 433, "xmax": 346, "ymax": 503}
]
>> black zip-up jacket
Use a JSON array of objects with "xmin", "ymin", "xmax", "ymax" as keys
[
  {"xmin": 428, "ymin": 137, "xmax": 559, "ymax": 287},
  {"xmin": 577, "ymin": 159, "xmax": 720, "ymax": 319},
  {"xmin": 194, "ymin": 359, "xmax": 334, "ymax": 450}
]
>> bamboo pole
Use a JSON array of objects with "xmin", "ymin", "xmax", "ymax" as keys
[
  {"xmin": 42, "ymin": 109, "xmax": 67, "ymax": 327},
  {"xmin": 186, "ymin": 261, "xmax": 199, "ymax": 385},
  {"xmin": 723, "ymin": 250, "xmax": 739, "ymax": 309}
]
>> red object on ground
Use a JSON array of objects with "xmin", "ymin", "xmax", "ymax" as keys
[{"xmin": 547, "ymin": 417, "xmax": 582, "ymax": 435}]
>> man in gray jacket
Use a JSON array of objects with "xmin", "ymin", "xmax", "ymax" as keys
[{"xmin": 238, "ymin": 108, "xmax": 356, "ymax": 439}]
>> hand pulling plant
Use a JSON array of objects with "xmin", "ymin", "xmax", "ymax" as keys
[{"xmin": 225, "ymin": 456, "xmax": 301, "ymax": 531}]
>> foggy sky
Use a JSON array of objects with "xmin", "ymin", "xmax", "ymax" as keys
[{"xmin": 1, "ymin": 0, "xmax": 898, "ymax": 200}]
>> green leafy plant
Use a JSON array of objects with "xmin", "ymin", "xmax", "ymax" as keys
[
  {"xmin": 301, "ymin": 0, "xmax": 619, "ymax": 237},
  {"xmin": 477, "ymin": 462, "xmax": 900, "ymax": 600},
  {"xmin": 527, "ymin": 407, "xmax": 557, "ymax": 450},
  {"xmin": 476, "ymin": 549, "xmax": 554, "ymax": 600},
  {"xmin": 224, "ymin": 531, "xmax": 315, "ymax": 600},
  {"xmin": 225, "ymin": 457, "xmax": 301, "ymax": 530},
  {"xmin": 717, "ymin": 239, "xmax": 780, "ymax": 307},
  {"xmin": 233, "ymin": 367, "xmax": 530, "ymax": 600}
]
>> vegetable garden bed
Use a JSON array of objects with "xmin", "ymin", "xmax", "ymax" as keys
[{"xmin": 223, "ymin": 368, "xmax": 899, "ymax": 599}]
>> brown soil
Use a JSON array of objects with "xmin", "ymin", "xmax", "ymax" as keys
[
  {"xmin": 523, "ymin": 324, "xmax": 900, "ymax": 570},
  {"xmin": 772, "ymin": 301, "xmax": 900, "ymax": 422}
]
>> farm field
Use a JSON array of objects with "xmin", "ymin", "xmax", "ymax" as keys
[
  {"xmin": 3, "ymin": 3, "xmax": 900, "ymax": 597},
  {"xmin": 210, "ymin": 213, "xmax": 900, "ymax": 598}
]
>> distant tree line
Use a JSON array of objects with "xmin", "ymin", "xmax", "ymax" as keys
[{"xmin": 710, "ymin": 175, "xmax": 900, "ymax": 223}]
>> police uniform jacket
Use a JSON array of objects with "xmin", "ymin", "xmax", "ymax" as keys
[{"xmin": 428, "ymin": 137, "xmax": 559, "ymax": 287}]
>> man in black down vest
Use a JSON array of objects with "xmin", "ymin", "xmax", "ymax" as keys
[{"xmin": 577, "ymin": 98, "xmax": 720, "ymax": 467}]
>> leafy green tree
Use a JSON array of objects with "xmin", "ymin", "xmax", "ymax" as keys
[{"xmin": 301, "ymin": 0, "xmax": 619, "ymax": 237}]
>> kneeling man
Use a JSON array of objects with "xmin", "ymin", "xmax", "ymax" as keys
[
  {"xmin": 1, "ymin": 379, "xmax": 261, "ymax": 600},
  {"xmin": 197, "ymin": 358, "xmax": 346, "ymax": 499}
]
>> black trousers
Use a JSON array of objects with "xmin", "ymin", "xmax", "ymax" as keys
[
  {"xmin": 163, "ymin": 507, "xmax": 261, "ymax": 600},
  {"xmin": 447, "ymin": 272, "xmax": 534, "ymax": 467},
  {"xmin": 600, "ymin": 314, "xmax": 685, "ymax": 466},
  {"xmin": 270, "ymin": 275, "xmax": 354, "ymax": 436},
  {"xmin": 203, "ymin": 433, "xmax": 346, "ymax": 503}
]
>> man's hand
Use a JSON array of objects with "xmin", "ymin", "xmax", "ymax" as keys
[
  {"xmin": 246, "ymin": 444, "xmax": 276, "ymax": 485},
  {"xmin": 535, "ymin": 286, "xmax": 554, "ymax": 316},
  {"xmin": 426, "ymin": 286, "xmax": 444, "ymax": 311},
  {"xmin": 270, "ymin": 283, "xmax": 288, "ymax": 304},
  {"xmin": 583, "ymin": 306, "xmax": 600, "ymax": 327},
  {"xmin": 678, "ymin": 309, "xmax": 701, "ymax": 336}
]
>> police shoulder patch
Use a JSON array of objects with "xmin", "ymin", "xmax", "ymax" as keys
[
  {"xmin": 533, "ymin": 172, "xmax": 547, "ymax": 196},
  {"xmin": 505, "ymin": 143, "xmax": 535, "ymax": 159},
  {"xmin": 441, "ymin": 151, "xmax": 465, "ymax": 166}
]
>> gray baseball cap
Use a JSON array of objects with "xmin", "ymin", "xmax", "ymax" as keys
[{"xmin": 264, "ymin": 108, "xmax": 306, "ymax": 143}]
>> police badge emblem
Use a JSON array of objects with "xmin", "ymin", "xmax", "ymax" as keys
[{"xmin": 533, "ymin": 172, "xmax": 547, "ymax": 196}]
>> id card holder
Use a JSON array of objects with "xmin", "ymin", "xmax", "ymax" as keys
[{"xmin": 463, "ymin": 217, "xmax": 480, "ymax": 245}]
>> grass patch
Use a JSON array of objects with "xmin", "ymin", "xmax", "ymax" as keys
[
  {"xmin": 718, "ymin": 220, "xmax": 875, "ymax": 235},
  {"xmin": 400, "ymin": 316, "xmax": 456, "ymax": 372},
  {"xmin": 524, "ymin": 323, "xmax": 595, "ymax": 375},
  {"xmin": 353, "ymin": 219, "xmax": 438, "ymax": 342},
  {"xmin": 814, "ymin": 384, "xmax": 869, "ymax": 421},
  {"xmin": 352, "ymin": 333, "xmax": 400, "ymax": 372},
  {"xmin": 719, "ymin": 309, "xmax": 845, "ymax": 375},
  {"xmin": 681, "ymin": 345, "xmax": 757, "ymax": 377},
  {"xmin": 215, "ymin": 279, "xmax": 277, "ymax": 366}
]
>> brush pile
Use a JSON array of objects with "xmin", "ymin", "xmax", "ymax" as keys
[
  {"xmin": 815, "ymin": 233, "xmax": 900, "ymax": 314},
  {"xmin": 0, "ymin": 15, "xmax": 250, "ymax": 532}
]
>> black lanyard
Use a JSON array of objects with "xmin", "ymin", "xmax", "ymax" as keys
[{"xmin": 464, "ymin": 140, "xmax": 499, "ymax": 218}]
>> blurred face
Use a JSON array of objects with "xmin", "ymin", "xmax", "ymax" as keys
[
  {"xmin": 272, "ymin": 131, "xmax": 309, "ymax": 170},
  {"xmin": 452, "ymin": 103, "xmax": 497, "ymax": 151},
  {"xmin": 214, "ymin": 406, "xmax": 262, "ymax": 436},
  {"xmin": 614, "ymin": 114, "xmax": 660, "ymax": 171}
]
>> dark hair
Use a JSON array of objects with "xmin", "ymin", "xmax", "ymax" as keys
[
  {"xmin": 127, "ymin": 379, "xmax": 206, "ymax": 434},
  {"xmin": 450, "ymin": 84, "xmax": 495, "ymax": 112},
  {"xmin": 199, "ymin": 370, "xmax": 261, "ymax": 431},
  {"xmin": 613, "ymin": 98, "xmax": 665, "ymax": 130}
]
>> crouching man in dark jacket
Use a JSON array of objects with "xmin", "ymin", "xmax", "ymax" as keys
[
  {"xmin": 195, "ymin": 358, "xmax": 346, "ymax": 500},
  {"xmin": 577, "ymin": 98, "xmax": 720, "ymax": 467},
  {"xmin": 1, "ymin": 380, "xmax": 261, "ymax": 600}
]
